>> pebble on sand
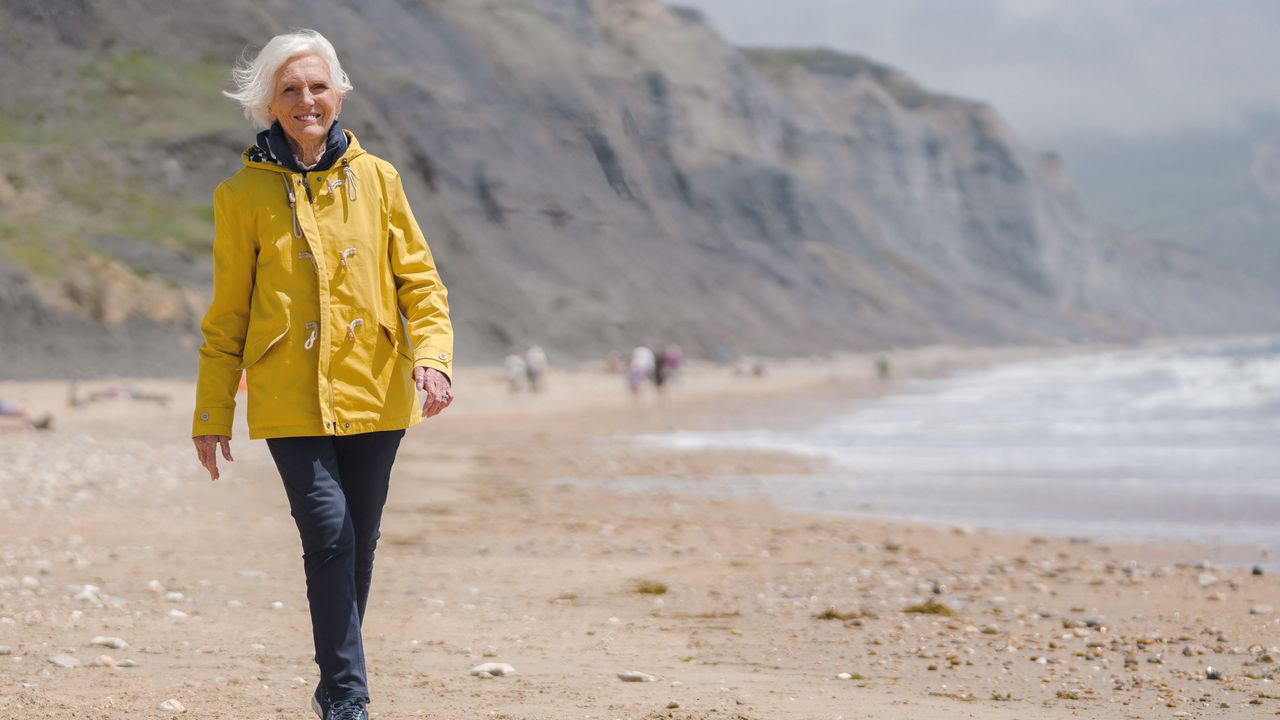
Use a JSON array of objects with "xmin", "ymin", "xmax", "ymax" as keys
[
  {"xmin": 470, "ymin": 662, "xmax": 516, "ymax": 677},
  {"xmin": 90, "ymin": 636, "xmax": 128, "ymax": 650},
  {"xmin": 158, "ymin": 698, "xmax": 185, "ymax": 713},
  {"xmin": 48, "ymin": 654, "xmax": 80, "ymax": 668},
  {"xmin": 618, "ymin": 670, "xmax": 657, "ymax": 682},
  {"xmin": 1250, "ymin": 604, "xmax": 1273, "ymax": 615}
]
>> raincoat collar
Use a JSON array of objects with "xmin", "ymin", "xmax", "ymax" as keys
[{"xmin": 244, "ymin": 121, "xmax": 359, "ymax": 173}]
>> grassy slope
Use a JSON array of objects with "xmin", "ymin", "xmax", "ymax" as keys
[{"xmin": 0, "ymin": 49, "xmax": 232, "ymax": 280}]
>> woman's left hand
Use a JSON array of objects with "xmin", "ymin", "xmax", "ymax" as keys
[{"xmin": 414, "ymin": 366, "xmax": 453, "ymax": 418}]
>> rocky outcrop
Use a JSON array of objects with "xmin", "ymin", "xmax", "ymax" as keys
[{"xmin": 0, "ymin": 0, "xmax": 1274, "ymax": 378}]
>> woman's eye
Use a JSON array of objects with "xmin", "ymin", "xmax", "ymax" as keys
[{"xmin": 313, "ymin": 84, "xmax": 328, "ymax": 91}]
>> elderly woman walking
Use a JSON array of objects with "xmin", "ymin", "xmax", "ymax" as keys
[{"xmin": 191, "ymin": 30, "xmax": 453, "ymax": 720}]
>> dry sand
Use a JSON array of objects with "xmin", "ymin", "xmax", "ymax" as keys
[{"xmin": 1, "ymin": 346, "xmax": 1277, "ymax": 719}]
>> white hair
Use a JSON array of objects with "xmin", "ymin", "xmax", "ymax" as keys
[{"xmin": 223, "ymin": 29, "xmax": 353, "ymax": 128}]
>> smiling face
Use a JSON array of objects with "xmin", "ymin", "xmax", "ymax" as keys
[{"xmin": 267, "ymin": 54, "xmax": 343, "ymax": 150}]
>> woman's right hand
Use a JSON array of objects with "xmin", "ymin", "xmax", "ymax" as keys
[{"xmin": 193, "ymin": 435, "xmax": 233, "ymax": 481}]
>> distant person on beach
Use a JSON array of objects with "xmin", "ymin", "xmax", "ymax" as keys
[
  {"xmin": 525, "ymin": 345, "xmax": 547, "ymax": 393},
  {"xmin": 0, "ymin": 398, "xmax": 52, "ymax": 431},
  {"xmin": 505, "ymin": 351, "xmax": 527, "ymax": 394},
  {"xmin": 628, "ymin": 345, "xmax": 655, "ymax": 396},
  {"xmin": 876, "ymin": 353, "xmax": 892, "ymax": 381},
  {"xmin": 653, "ymin": 348, "xmax": 670, "ymax": 393},
  {"xmin": 190, "ymin": 30, "xmax": 453, "ymax": 720},
  {"xmin": 650, "ymin": 344, "xmax": 684, "ymax": 396}
]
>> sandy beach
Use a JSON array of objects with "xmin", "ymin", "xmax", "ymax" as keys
[{"xmin": 1, "ymin": 346, "xmax": 1278, "ymax": 719}]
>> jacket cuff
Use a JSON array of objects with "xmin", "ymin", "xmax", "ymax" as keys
[
  {"xmin": 414, "ymin": 346, "xmax": 452, "ymax": 383},
  {"xmin": 192, "ymin": 407, "xmax": 235, "ymax": 438}
]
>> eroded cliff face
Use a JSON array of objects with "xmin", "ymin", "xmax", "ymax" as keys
[{"xmin": 0, "ymin": 0, "xmax": 1274, "ymax": 377}]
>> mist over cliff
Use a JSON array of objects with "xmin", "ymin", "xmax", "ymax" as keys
[{"xmin": 0, "ymin": 0, "xmax": 1275, "ymax": 378}]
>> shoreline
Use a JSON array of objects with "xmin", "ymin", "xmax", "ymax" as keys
[{"xmin": 2, "ymin": 342, "xmax": 1278, "ymax": 718}]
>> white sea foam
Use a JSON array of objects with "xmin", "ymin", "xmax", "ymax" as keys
[{"xmin": 636, "ymin": 337, "xmax": 1280, "ymax": 548}]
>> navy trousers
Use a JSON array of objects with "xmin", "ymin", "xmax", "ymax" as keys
[{"xmin": 266, "ymin": 429, "xmax": 405, "ymax": 704}]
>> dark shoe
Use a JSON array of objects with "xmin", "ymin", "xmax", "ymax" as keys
[
  {"xmin": 327, "ymin": 697, "xmax": 368, "ymax": 720},
  {"xmin": 310, "ymin": 683, "xmax": 328, "ymax": 719}
]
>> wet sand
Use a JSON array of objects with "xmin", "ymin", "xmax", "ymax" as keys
[{"xmin": 1, "ymin": 345, "xmax": 1277, "ymax": 719}]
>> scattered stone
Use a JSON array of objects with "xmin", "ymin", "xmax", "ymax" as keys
[
  {"xmin": 270, "ymin": 601, "xmax": 284, "ymax": 610},
  {"xmin": 167, "ymin": 609, "xmax": 188, "ymax": 620},
  {"xmin": 618, "ymin": 670, "xmax": 657, "ymax": 682},
  {"xmin": 1183, "ymin": 644, "xmax": 1207, "ymax": 657},
  {"xmin": 1250, "ymin": 604, "xmax": 1273, "ymax": 615},
  {"xmin": 47, "ymin": 654, "xmax": 80, "ymax": 668},
  {"xmin": 146, "ymin": 580, "xmax": 165, "ymax": 594},
  {"xmin": 1252, "ymin": 566, "xmax": 1264, "ymax": 576},
  {"xmin": 90, "ymin": 636, "xmax": 128, "ymax": 650},
  {"xmin": 482, "ymin": 645, "xmax": 498, "ymax": 657},
  {"xmin": 0, "ymin": 646, "xmax": 11, "ymax": 655},
  {"xmin": 249, "ymin": 643, "xmax": 266, "ymax": 652},
  {"xmin": 1197, "ymin": 573, "xmax": 1218, "ymax": 588},
  {"xmin": 1206, "ymin": 666, "xmax": 1223, "ymax": 680},
  {"xmin": 158, "ymin": 698, "xmax": 185, "ymax": 713},
  {"xmin": 239, "ymin": 570, "xmax": 268, "ymax": 580},
  {"xmin": 73, "ymin": 585, "xmax": 105, "ymax": 603},
  {"xmin": 89, "ymin": 655, "xmax": 115, "ymax": 667},
  {"xmin": 116, "ymin": 659, "xmax": 138, "ymax": 668},
  {"xmin": 470, "ymin": 662, "xmax": 516, "ymax": 677},
  {"xmin": 20, "ymin": 576, "xmax": 40, "ymax": 589},
  {"xmin": 836, "ymin": 672, "xmax": 852, "ymax": 680},
  {"xmin": 164, "ymin": 591, "xmax": 185, "ymax": 603},
  {"xmin": 666, "ymin": 701, "xmax": 680, "ymax": 709}
]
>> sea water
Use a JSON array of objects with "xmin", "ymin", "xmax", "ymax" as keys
[{"xmin": 638, "ymin": 337, "xmax": 1280, "ymax": 550}]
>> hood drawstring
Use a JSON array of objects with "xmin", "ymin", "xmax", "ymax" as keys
[
  {"xmin": 281, "ymin": 174, "xmax": 303, "ymax": 239},
  {"xmin": 303, "ymin": 321, "xmax": 319, "ymax": 350},
  {"xmin": 346, "ymin": 318, "xmax": 364, "ymax": 340},
  {"xmin": 298, "ymin": 250, "xmax": 316, "ymax": 270},
  {"xmin": 341, "ymin": 159, "xmax": 359, "ymax": 202},
  {"xmin": 340, "ymin": 247, "xmax": 358, "ymax": 268}
]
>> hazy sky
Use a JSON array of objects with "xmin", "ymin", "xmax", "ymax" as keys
[{"xmin": 669, "ymin": 0, "xmax": 1280, "ymax": 143}]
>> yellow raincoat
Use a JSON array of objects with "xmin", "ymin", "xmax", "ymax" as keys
[{"xmin": 192, "ymin": 131, "xmax": 452, "ymax": 440}]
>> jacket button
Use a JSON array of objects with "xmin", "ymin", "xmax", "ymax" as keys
[
  {"xmin": 438, "ymin": 352, "xmax": 448, "ymax": 361},
  {"xmin": 200, "ymin": 411, "xmax": 209, "ymax": 421},
  {"xmin": 343, "ymin": 423, "xmax": 350, "ymax": 430},
  {"xmin": 325, "ymin": 422, "xmax": 331, "ymax": 428}
]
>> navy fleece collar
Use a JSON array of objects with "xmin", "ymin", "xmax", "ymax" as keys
[{"xmin": 254, "ymin": 120, "xmax": 348, "ymax": 173}]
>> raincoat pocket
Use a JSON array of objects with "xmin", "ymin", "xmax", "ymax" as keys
[
  {"xmin": 239, "ymin": 322, "xmax": 291, "ymax": 370},
  {"xmin": 379, "ymin": 316, "xmax": 412, "ymax": 361}
]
